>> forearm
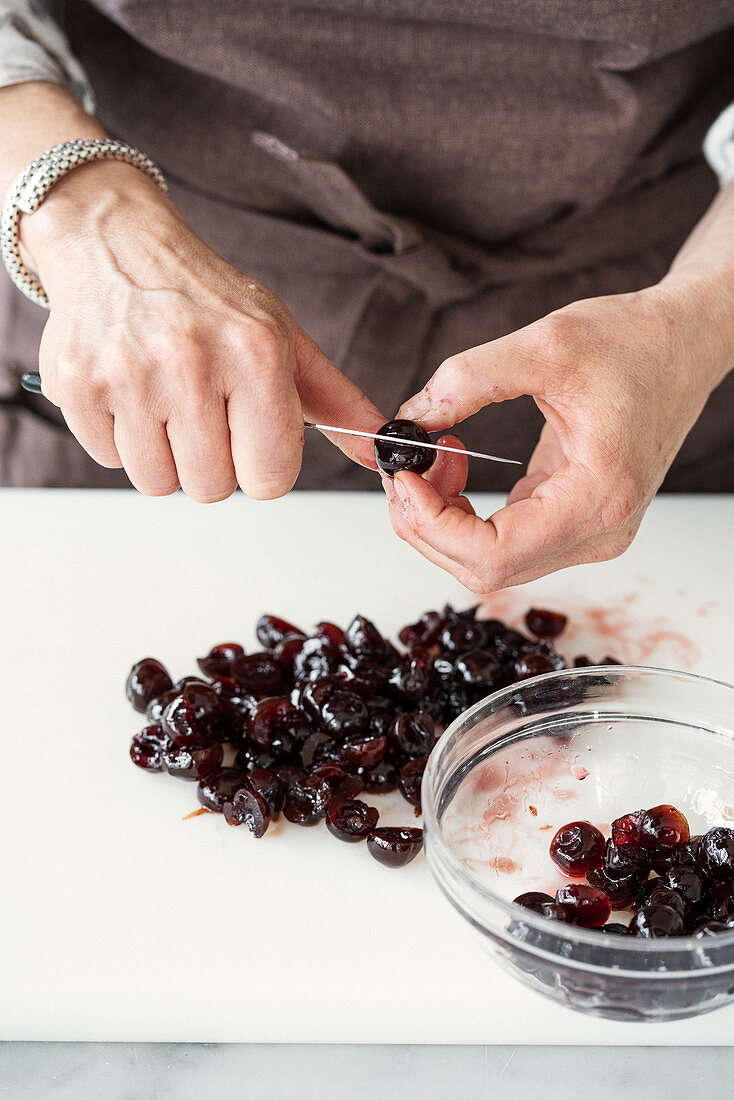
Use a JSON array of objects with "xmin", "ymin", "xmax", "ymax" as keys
[
  {"xmin": 0, "ymin": 81, "xmax": 172, "ymax": 284},
  {"xmin": 659, "ymin": 180, "xmax": 734, "ymax": 391}
]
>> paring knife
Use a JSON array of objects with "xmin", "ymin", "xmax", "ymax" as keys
[{"xmin": 20, "ymin": 373, "xmax": 519, "ymax": 466}]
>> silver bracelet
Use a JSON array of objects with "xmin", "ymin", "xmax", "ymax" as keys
[{"xmin": 0, "ymin": 139, "xmax": 168, "ymax": 310}]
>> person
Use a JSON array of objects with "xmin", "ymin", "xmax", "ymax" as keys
[{"xmin": 2, "ymin": 1, "xmax": 734, "ymax": 594}]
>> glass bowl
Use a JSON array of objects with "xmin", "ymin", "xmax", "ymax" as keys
[{"xmin": 422, "ymin": 666, "xmax": 734, "ymax": 1023}]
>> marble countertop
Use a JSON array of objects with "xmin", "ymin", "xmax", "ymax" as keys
[{"xmin": 2, "ymin": 1043, "xmax": 732, "ymax": 1099}]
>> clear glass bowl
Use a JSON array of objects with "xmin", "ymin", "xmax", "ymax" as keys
[{"xmin": 422, "ymin": 666, "xmax": 734, "ymax": 1023}]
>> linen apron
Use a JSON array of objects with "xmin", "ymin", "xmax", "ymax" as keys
[{"xmin": 2, "ymin": 0, "xmax": 734, "ymax": 490}]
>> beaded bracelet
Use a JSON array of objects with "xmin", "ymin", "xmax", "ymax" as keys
[{"xmin": 0, "ymin": 139, "xmax": 168, "ymax": 309}]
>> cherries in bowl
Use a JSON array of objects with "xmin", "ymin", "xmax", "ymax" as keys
[{"xmin": 422, "ymin": 666, "xmax": 734, "ymax": 1023}]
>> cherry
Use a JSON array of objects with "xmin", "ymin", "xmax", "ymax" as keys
[
  {"xmin": 309, "ymin": 763, "xmax": 364, "ymax": 799},
  {"xmin": 661, "ymin": 866, "xmax": 711, "ymax": 914},
  {"xmin": 300, "ymin": 731, "xmax": 340, "ymax": 770},
  {"xmin": 637, "ymin": 883, "xmax": 691, "ymax": 924},
  {"xmin": 611, "ymin": 809, "xmax": 645, "ymax": 848},
  {"xmin": 360, "ymin": 759, "xmax": 399, "ymax": 794},
  {"xmin": 273, "ymin": 634, "xmax": 307, "ymax": 676},
  {"xmin": 454, "ymin": 649, "xmax": 500, "ymax": 687},
  {"xmin": 126, "ymin": 658, "xmax": 173, "ymax": 714},
  {"xmin": 513, "ymin": 892, "xmax": 555, "ymax": 914},
  {"xmin": 256, "ymin": 614, "xmax": 304, "ymax": 650},
  {"xmin": 223, "ymin": 787, "xmax": 271, "ymax": 837},
  {"xmin": 586, "ymin": 867, "xmax": 642, "ymax": 910},
  {"xmin": 525, "ymin": 608, "xmax": 568, "ymax": 639},
  {"xmin": 555, "ymin": 884, "xmax": 611, "ymax": 928},
  {"xmin": 196, "ymin": 643, "xmax": 245, "ymax": 679},
  {"xmin": 321, "ymin": 691, "xmax": 370, "ymax": 738},
  {"xmin": 163, "ymin": 742, "xmax": 222, "ymax": 781},
  {"xmin": 161, "ymin": 695, "xmax": 216, "ymax": 749},
  {"xmin": 338, "ymin": 735, "xmax": 387, "ymax": 770},
  {"xmin": 399, "ymin": 611, "xmax": 444, "ymax": 651},
  {"xmin": 373, "ymin": 419, "xmax": 435, "ymax": 477},
  {"xmin": 145, "ymin": 687, "xmax": 180, "ymax": 726},
  {"xmin": 698, "ymin": 827, "xmax": 734, "ymax": 882},
  {"xmin": 629, "ymin": 904, "xmax": 686, "ymax": 938},
  {"xmin": 244, "ymin": 767, "xmax": 286, "ymax": 818},
  {"xmin": 636, "ymin": 805, "xmax": 691, "ymax": 857},
  {"xmin": 603, "ymin": 838, "xmax": 650, "ymax": 877},
  {"xmin": 345, "ymin": 615, "xmax": 388, "ymax": 659},
  {"xmin": 130, "ymin": 726, "xmax": 170, "ymax": 771},
  {"xmin": 292, "ymin": 637, "xmax": 340, "ymax": 681},
  {"xmin": 439, "ymin": 620, "xmax": 488, "ymax": 654},
  {"xmin": 283, "ymin": 774, "xmax": 332, "ymax": 825},
  {"xmin": 366, "ymin": 827, "xmax": 423, "ymax": 867},
  {"xmin": 388, "ymin": 657, "xmax": 433, "ymax": 703},
  {"xmin": 197, "ymin": 767, "xmax": 247, "ymax": 812},
  {"xmin": 399, "ymin": 758, "xmax": 426, "ymax": 814},
  {"xmin": 232, "ymin": 652, "xmax": 283, "ymax": 696},
  {"xmin": 513, "ymin": 653, "xmax": 556, "ymax": 680},
  {"xmin": 694, "ymin": 921, "xmax": 733, "ymax": 938},
  {"xmin": 549, "ymin": 821, "xmax": 605, "ymax": 877},
  {"xmin": 600, "ymin": 923, "xmax": 630, "ymax": 935},
  {"xmin": 315, "ymin": 621, "xmax": 347, "ymax": 648},
  {"xmin": 248, "ymin": 696, "xmax": 311, "ymax": 754},
  {"xmin": 389, "ymin": 712, "xmax": 435, "ymax": 759},
  {"xmin": 325, "ymin": 799, "xmax": 379, "ymax": 842}
]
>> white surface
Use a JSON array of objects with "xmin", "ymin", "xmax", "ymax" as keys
[{"xmin": 1, "ymin": 489, "xmax": 733, "ymax": 1044}]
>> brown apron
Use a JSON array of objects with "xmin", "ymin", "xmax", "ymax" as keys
[{"xmin": 3, "ymin": 0, "xmax": 734, "ymax": 491}]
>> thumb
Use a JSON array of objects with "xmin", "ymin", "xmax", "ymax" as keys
[
  {"xmin": 294, "ymin": 329, "xmax": 387, "ymax": 469},
  {"xmin": 397, "ymin": 324, "xmax": 553, "ymax": 433}
]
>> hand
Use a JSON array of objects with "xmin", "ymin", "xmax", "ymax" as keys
[
  {"xmin": 382, "ymin": 282, "xmax": 728, "ymax": 592},
  {"xmin": 23, "ymin": 161, "xmax": 383, "ymax": 502}
]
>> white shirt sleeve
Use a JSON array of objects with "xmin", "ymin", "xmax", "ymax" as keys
[
  {"xmin": 0, "ymin": 0, "xmax": 94, "ymax": 111},
  {"xmin": 704, "ymin": 102, "xmax": 734, "ymax": 187}
]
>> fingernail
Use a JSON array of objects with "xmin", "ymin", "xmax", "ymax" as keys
[
  {"xmin": 381, "ymin": 473, "xmax": 396, "ymax": 501},
  {"xmin": 393, "ymin": 476, "xmax": 414, "ymax": 521},
  {"xmin": 400, "ymin": 392, "xmax": 430, "ymax": 422}
]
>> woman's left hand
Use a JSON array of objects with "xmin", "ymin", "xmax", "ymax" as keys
[{"xmin": 381, "ymin": 280, "xmax": 730, "ymax": 593}]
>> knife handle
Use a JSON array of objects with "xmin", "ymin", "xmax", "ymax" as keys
[{"xmin": 21, "ymin": 371, "xmax": 43, "ymax": 394}]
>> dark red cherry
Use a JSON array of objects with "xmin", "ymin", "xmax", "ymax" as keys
[
  {"xmin": 373, "ymin": 419, "xmax": 435, "ymax": 478},
  {"xmin": 315, "ymin": 621, "xmax": 347, "ymax": 648},
  {"xmin": 698, "ymin": 827, "xmax": 734, "ymax": 882},
  {"xmin": 338, "ymin": 735, "xmax": 387, "ymax": 770},
  {"xmin": 550, "ymin": 821, "xmax": 605, "ymax": 877},
  {"xmin": 399, "ymin": 611, "xmax": 444, "ymax": 652},
  {"xmin": 439, "ymin": 620, "xmax": 488, "ymax": 654},
  {"xmin": 637, "ymin": 883, "xmax": 691, "ymax": 924},
  {"xmin": 694, "ymin": 921, "xmax": 733, "ymax": 938},
  {"xmin": 629, "ymin": 904, "xmax": 686, "ymax": 938},
  {"xmin": 603, "ymin": 838, "xmax": 650, "ymax": 877},
  {"xmin": 223, "ymin": 787, "xmax": 271, "ymax": 837},
  {"xmin": 540, "ymin": 902, "xmax": 571, "ymax": 922},
  {"xmin": 555, "ymin": 884, "xmax": 611, "ymax": 928},
  {"xmin": 586, "ymin": 867, "xmax": 642, "ymax": 910},
  {"xmin": 638, "ymin": 805, "xmax": 690, "ymax": 854},
  {"xmin": 196, "ymin": 643, "xmax": 245, "ymax": 679},
  {"xmin": 283, "ymin": 774, "xmax": 331, "ymax": 825},
  {"xmin": 345, "ymin": 615, "xmax": 388, "ymax": 659},
  {"xmin": 161, "ymin": 695, "xmax": 217, "ymax": 749},
  {"xmin": 367, "ymin": 827, "xmax": 423, "ymax": 867},
  {"xmin": 232, "ymin": 652, "xmax": 283, "ymax": 696},
  {"xmin": 388, "ymin": 657, "xmax": 433, "ymax": 703},
  {"xmin": 309, "ymin": 763, "xmax": 364, "ymax": 799},
  {"xmin": 389, "ymin": 712, "xmax": 435, "ymax": 759},
  {"xmin": 611, "ymin": 809, "xmax": 645, "ymax": 848},
  {"xmin": 256, "ymin": 614, "xmax": 304, "ymax": 650},
  {"xmin": 399, "ymin": 758, "xmax": 426, "ymax": 814},
  {"xmin": 661, "ymin": 866, "xmax": 712, "ymax": 914},
  {"xmin": 163, "ymin": 742, "xmax": 223, "ymax": 780},
  {"xmin": 273, "ymin": 634, "xmax": 307, "ymax": 676},
  {"xmin": 130, "ymin": 726, "xmax": 170, "ymax": 771},
  {"xmin": 126, "ymin": 658, "xmax": 173, "ymax": 714},
  {"xmin": 524, "ymin": 609, "xmax": 568, "ymax": 639},
  {"xmin": 513, "ymin": 892, "xmax": 555, "ymax": 914},
  {"xmin": 197, "ymin": 766, "xmax": 247, "ymax": 811},
  {"xmin": 513, "ymin": 653, "xmax": 556, "ymax": 680},
  {"xmin": 244, "ymin": 767, "xmax": 286, "ymax": 818},
  {"xmin": 454, "ymin": 649, "xmax": 500, "ymax": 687},
  {"xmin": 600, "ymin": 923, "xmax": 630, "ymax": 935},
  {"xmin": 360, "ymin": 759, "xmax": 399, "ymax": 794},
  {"xmin": 321, "ymin": 691, "xmax": 370, "ymax": 739},
  {"xmin": 300, "ymin": 731, "xmax": 341, "ymax": 770},
  {"xmin": 145, "ymin": 687, "xmax": 180, "ymax": 725},
  {"xmin": 325, "ymin": 799, "xmax": 379, "ymax": 842},
  {"xmin": 247, "ymin": 696, "xmax": 311, "ymax": 754}
]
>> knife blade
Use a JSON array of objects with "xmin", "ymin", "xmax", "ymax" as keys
[
  {"xmin": 19, "ymin": 374, "xmax": 519, "ymax": 466},
  {"xmin": 305, "ymin": 422, "xmax": 521, "ymax": 466}
]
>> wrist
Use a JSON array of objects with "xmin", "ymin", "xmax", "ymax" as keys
[
  {"xmin": 650, "ymin": 269, "xmax": 734, "ymax": 395},
  {"xmin": 20, "ymin": 158, "xmax": 178, "ymax": 284}
]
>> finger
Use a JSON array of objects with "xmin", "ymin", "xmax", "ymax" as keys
[
  {"xmin": 294, "ymin": 330, "xmax": 387, "ymax": 470},
  {"xmin": 421, "ymin": 435, "xmax": 469, "ymax": 500},
  {"xmin": 391, "ymin": 464, "xmax": 592, "ymax": 591},
  {"xmin": 397, "ymin": 324, "xmax": 553, "ymax": 433},
  {"xmin": 227, "ymin": 357, "xmax": 304, "ymax": 500},
  {"xmin": 112, "ymin": 412, "xmax": 180, "ymax": 495},
  {"xmin": 385, "ymin": 492, "xmax": 480, "ymax": 586},
  {"xmin": 62, "ymin": 404, "xmax": 123, "ymax": 469},
  {"xmin": 506, "ymin": 424, "xmax": 564, "ymax": 506}
]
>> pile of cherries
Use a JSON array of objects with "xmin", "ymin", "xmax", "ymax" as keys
[
  {"xmin": 515, "ymin": 807, "xmax": 734, "ymax": 938},
  {"xmin": 126, "ymin": 603, "xmax": 597, "ymax": 867}
]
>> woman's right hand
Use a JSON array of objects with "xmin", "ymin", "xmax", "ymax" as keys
[{"xmin": 21, "ymin": 160, "xmax": 384, "ymax": 502}]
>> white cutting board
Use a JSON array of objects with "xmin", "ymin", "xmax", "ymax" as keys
[{"xmin": 1, "ymin": 489, "xmax": 733, "ymax": 1044}]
